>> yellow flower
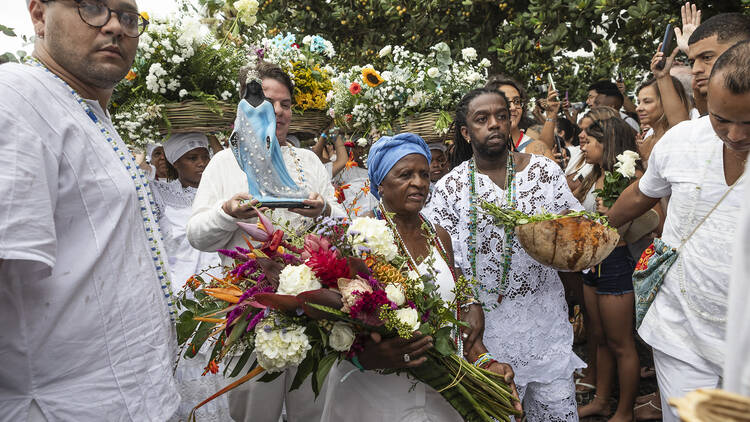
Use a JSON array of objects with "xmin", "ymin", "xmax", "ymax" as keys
[
  {"xmin": 361, "ymin": 68, "xmax": 384, "ymax": 87},
  {"xmin": 139, "ymin": 11, "xmax": 150, "ymax": 21}
]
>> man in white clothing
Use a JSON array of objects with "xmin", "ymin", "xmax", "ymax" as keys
[
  {"xmin": 0, "ymin": 0, "xmax": 179, "ymax": 421},
  {"xmin": 186, "ymin": 61, "xmax": 343, "ymax": 422},
  {"xmin": 606, "ymin": 41, "xmax": 750, "ymax": 420}
]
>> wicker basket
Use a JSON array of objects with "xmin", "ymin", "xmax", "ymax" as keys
[
  {"xmin": 397, "ymin": 111, "xmax": 455, "ymax": 143},
  {"xmin": 515, "ymin": 216, "xmax": 620, "ymax": 272},
  {"xmin": 289, "ymin": 110, "xmax": 333, "ymax": 137},
  {"xmin": 158, "ymin": 101, "xmax": 236, "ymax": 136},
  {"xmin": 670, "ymin": 389, "xmax": 750, "ymax": 422}
]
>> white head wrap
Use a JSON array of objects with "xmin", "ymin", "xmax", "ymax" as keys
[{"xmin": 163, "ymin": 133, "xmax": 209, "ymax": 164}]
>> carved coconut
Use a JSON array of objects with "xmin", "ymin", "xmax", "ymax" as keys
[{"xmin": 515, "ymin": 216, "xmax": 620, "ymax": 272}]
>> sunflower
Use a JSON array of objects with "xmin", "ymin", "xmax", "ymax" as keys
[{"xmin": 361, "ymin": 68, "xmax": 384, "ymax": 87}]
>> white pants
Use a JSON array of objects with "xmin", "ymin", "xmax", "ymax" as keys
[
  {"xmin": 653, "ymin": 349, "xmax": 722, "ymax": 422},
  {"xmin": 227, "ymin": 367, "xmax": 326, "ymax": 422}
]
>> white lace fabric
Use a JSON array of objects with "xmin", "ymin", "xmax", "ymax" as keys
[{"xmin": 425, "ymin": 155, "xmax": 585, "ymax": 388}]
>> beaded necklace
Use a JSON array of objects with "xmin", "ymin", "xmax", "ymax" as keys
[
  {"xmin": 284, "ymin": 145, "xmax": 307, "ymax": 187},
  {"xmin": 375, "ymin": 204, "xmax": 464, "ymax": 356},
  {"xmin": 468, "ymin": 152, "xmax": 515, "ymax": 304},
  {"xmin": 26, "ymin": 58, "xmax": 176, "ymax": 322}
]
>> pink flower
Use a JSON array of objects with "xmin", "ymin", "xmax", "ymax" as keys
[
  {"xmin": 338, "ymin": 276, "xmax": 372, "ymax": 313},
  {"xmin": 349, "ymin": 290, "xmax": 393, "ymax": 326},
  {"xmin": 304, "ymin": 235, "xmax": 350, "ymax": 288}
]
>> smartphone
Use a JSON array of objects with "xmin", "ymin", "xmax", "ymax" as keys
[
  {"xmin": 617, "ymin": 71, "xmax": 624, "ymax": 83},
  {"xmin": 654, "ymin": 23, "xmax": 673, "ymax": 70},
  {"xmin": 547, "ymin": 74, "xmax": 557, "ymax": 93}
]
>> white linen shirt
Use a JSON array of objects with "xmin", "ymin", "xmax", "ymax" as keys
[
  {"xmin": 0, "ymin": 64, "xmax": 179, "ymax": 420},
  {"xmin": 187, "ymin": 147, "xmax": 344, "ymax": 264},
  {"xmin": 637, "ymin": 116, "xmax": 747, "ymax": 373}
]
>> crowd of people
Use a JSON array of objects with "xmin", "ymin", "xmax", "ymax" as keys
[{"xmin": 1, "ymin": 0, "xmax": 749, "ymax": 421}]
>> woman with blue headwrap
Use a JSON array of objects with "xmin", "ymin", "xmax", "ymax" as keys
[{"xmin": 321, "ymin": 133, "xmax": 521, "ymax": 422}]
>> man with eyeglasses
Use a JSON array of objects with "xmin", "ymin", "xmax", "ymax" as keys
[{"xmin": 0, "ymin": 1, "xmax": 180, "ymax": 421}]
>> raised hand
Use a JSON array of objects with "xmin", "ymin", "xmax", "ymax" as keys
[
  {"xmin": 651, "ymin": 43, "xmax": 680, "ymax": 79},
  {"xmin": 674, "ymin": 2, "xmax": 702, "ymax": 54}
]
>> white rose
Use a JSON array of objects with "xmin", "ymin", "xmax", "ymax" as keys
[
  {"xmin": 356, "ymin": 137, "xmax": 368, "ymax": 147},
  {"xmin": 379, "ymin": 45, "xmax": 392, "ymax": 57},
  {"xmin": 461, "ymin": 47, "xmax": 477, "ymax": 61},
  {"xmin": 394, "ymin": 307, "xmax": 420, "ymax": 331},
  {"xmin": 277, "ymin": 264, "xmax": 322, "ymax": 296},
  {"xmin": 385, "ymin": 284, "xmax": 406, "ymax": 306},
  {"xmin": 616, "ymin": 161, "xmax": 636, "ymax": 178},
  {"xmin": 479, "ymin": 58, "xmax": 491, "ymax": 68},
  {"xmin": 427, "ymin": 67, "xmax": 440, "ymax": 78},
  {"xmin": 329, "ymin": 322, "xmax": 355, "ymax": 352},
  {"xmin": 623, "ymin": 150, "xmax": 640, "ymax": 161}
]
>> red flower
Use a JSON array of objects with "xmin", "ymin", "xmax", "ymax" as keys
[
  {"xmin": 202, "ymin": 360, "xmax": 219, "ymax": 375},
  {"xmin": 349, "ymin": 82, "xmax": 362, "ymax": 95},
  {"xmin": 345, "ymin": 114, "xmax": 353, "ymax": 122},
  {"xmin": 334, "ymin": 184, "xmax": 350, "ymax": 204},
  {"xmin": 292, "ymin": 43, "xmax": 300, "ymax": 49},
  {"xmin": 349, "ymin": 290, "xmax": 393, "ymax": 326},
  {"xmin": 303, "ymin": 235, "xmax": 350, "ymax": 288}
]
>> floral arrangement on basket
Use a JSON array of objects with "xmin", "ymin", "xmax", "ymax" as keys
[
  {"xmin": 328, "ymin": 42, "xmax": 490, "ymax": 135},
  {"xmin": 593, "ymin": 150, "xmax": 641, "ymax": 207},
  {"xmin": 110, "ymin": 13, "xmax": 248, "ymax": 148},
  {"xmin": 176, "ymin": 210, "xmax": 520, "ymax": 421}
]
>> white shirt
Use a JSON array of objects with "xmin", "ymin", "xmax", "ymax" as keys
[
  {"xmin": 333, "ymin": 166, "xmax": 379, "ymax": 217},
  {"xmin": 425, "ymin": 155, "xmax": 585, "ymax": 386},
  {"xmin": 637, "ymin": 116, "xmax": 747, "ymax": 373},
  {"xmin": 724, "ymin": 159, "xmax": 750, "ymax": 395},
  {"xmin": 0, "ymin": 64, "xmax": 178, "ymax": 420},
  {"xmin": 187, "ymin": 147, "xmax": 344, "ymax": 264}
]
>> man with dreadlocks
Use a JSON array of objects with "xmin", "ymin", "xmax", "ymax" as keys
[{"xmin": 424, "ymin": 88, "xmax": 584, "ymax": 421}]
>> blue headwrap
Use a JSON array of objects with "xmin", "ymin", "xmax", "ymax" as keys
[{"xmin": 367, "ymin": 132, "xmax": 432, "ymax": 200}]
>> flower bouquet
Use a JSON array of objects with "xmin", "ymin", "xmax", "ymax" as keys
[
  {"xmin": 110, "ymin": 14, "xmax": 248, "ymax": 148},
  {"xmin": 481, "ymin": 204, "xmax": 620, "ymax": 272},
  {"xmin": 593, "ymin": 150, "xmax": 641, "ymax": 207},
  {"xmin": 177, "ymin": 210, "xmax": 520, "ymax": 421}
]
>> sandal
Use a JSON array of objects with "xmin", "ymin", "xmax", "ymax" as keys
[
  {"xmin": 634, "ymin": 398, "xmax": 662, "ymax": 421},
  {"xmin": 635, "ymin": 392, "xmax": 656, "ymax": 405}
]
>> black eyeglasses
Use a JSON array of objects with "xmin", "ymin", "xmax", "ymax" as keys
[{"xmin": 42, "ymin": 0, "xmax": 148, "ymax": 38}]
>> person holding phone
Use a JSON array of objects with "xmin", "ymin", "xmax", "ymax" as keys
[{"xmin": 186, "ymin": 60, "xmax": 344, "ymax": 422}]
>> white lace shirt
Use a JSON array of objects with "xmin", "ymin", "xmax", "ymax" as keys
[{"xmin": 424, "ymin": 154, "xmax": 585, "ymax": 386}]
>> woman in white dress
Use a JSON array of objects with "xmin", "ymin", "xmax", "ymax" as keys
[
  {"xmin": 151, "ymin": 133, "xmax": 232, "ymax": 422},
  {"xmin": 321, "ymin": 133, "xmax": 521, "ymax": 422}
]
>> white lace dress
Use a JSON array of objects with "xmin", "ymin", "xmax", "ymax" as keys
[
  {"xmin": 424, "ymin": 155, "xmax": 584, "ymax": 422},
  {"xmin": 152, "ymin": 180, "xmax": 233, "ymax": 422}
]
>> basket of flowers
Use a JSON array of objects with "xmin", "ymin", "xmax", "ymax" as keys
[
  {"xmin": 259, "ymin": 33, "xmax": 335, "ymax": 137},
  {"xmin": 110, "ymin": 15, "xmax": 248, "ymax": 147},
  {"xmin": 482, "ymin": 203, "xmax": 620, "ymax": 272},
  {"xmin": 329, "ymin": 42, "xmax": 490, "ymax": 139}
]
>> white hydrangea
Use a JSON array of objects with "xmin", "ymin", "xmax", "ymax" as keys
[
  {"xmin": 254, "ymin": 319, "xmax": 311, "ymax": 372},
  {"xmin": 179, "ymin": 89, "xmax": 188, "ymax": 98},
  {"xmin": 234, "ymin": 0, "xmax": 259, "ymax": 26},
  {"xmin": 277, "ymin": 264, "xmax": 322, "ymax": 296},
  {"xmin": 329, "ymin": 322, "xmax": 355, "ymax": 352},
  {"xmin": 347, "ymin": 217, "xmax": 398, "ymax": 261}
]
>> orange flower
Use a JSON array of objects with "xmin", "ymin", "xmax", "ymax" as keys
[
  {"xmin": 349, "ymin": 82, "xmax": 362, "ymax": 95},
  {"xmin": 125, "ymin": 70, "xmax": 137, "ymax": 81},
  {"xmin": 361, "ymin": 184, "xmax": 370, "ymax": 195},
  {"xmin": 202, "ymin": 360, "xmax": 219, "ymax": 375},
  {"xmin": 185, "ymin": 275, "xmax": 201, "ymax": 290},
  {"xmin": 345, "ymin": 160, "xmax": 358, "ymax": 169},
  {"xmin": 351, "ymin": 206, "xmax": 362, "ymax": 216}
]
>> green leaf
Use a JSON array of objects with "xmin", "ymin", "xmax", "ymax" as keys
[
  {"xmin": 257, "ymin": 370, "xmax": 284, "ymax": 383},
  {"xmin": 176, "ymin": 310, "xmax": 199, "ymax": 345},
  {"xmin": 433, "ymin": 326, "xmax": 455, "ymax": 356},
  {"xmin": 0, "ymin": 24, "xmax": 16, "ymax": 37},
  {"xmin": 313, "ymin": 353, "xmax": 338, "ymax": 398},
  {"xmin": 184, "ymin": 321, "xmax": 212, "ymax": 358},
  {"xmin": 228, "ymin": 348, "xmax": 254, "ymax": 378},
  {"xmin": 289, "ymin": 354, "xmax": 316, "ymax": 392}
]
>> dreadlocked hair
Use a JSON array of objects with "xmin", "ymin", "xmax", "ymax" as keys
[{"xmin": 451, "ymin": 87, "xmax": 511, "ymax": 168}]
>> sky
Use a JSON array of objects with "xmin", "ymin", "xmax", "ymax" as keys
[{"xmin": 0, "ymin": 1, "xmax": 184, "ymax": 55}]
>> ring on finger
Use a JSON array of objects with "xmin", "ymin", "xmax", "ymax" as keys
[
  {"xmin": 403, "ymin": 353, "xmax": 411, "ymax": 363},
  {"xmin": 462, "ymin": 333, "xmax": 468, "ymax": 340}
]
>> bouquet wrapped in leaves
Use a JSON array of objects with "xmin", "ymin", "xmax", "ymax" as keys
[{"xmin": 177, "ymin": 210, "xmax": 520, "ymax": 421}]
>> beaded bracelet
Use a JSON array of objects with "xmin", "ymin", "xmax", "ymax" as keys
[{"xmin": 473, "ymin": 352, "xmax": 494, "ymax": 368}]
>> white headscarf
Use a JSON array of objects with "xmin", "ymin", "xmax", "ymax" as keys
[{"xmin": 163, "ymin": 133, "xmax": 209, "ymax": 164}]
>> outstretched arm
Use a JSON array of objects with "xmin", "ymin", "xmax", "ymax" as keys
[{"xmin": 605, "ymin": 180, "xmax": 661, "ymax": 228}]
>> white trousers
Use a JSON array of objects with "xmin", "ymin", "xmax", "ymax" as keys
[
  {"xmin": 653, "ymin": 349, "xmax": 722, "ymax": 422},
  {"xmin": 227, "ymin": 367, "xmax": 327, "ymax": 422}
]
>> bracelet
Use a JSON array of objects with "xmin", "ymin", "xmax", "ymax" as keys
[
  {"xmin": 480, "ymin": 359, "xmax": 498, "ymax": 370},
  {"xmin": 318, "ymin": 200, "xmax": 329, "ymax": 217},
  {"xmin": 473, "ymin": 352, "xmax": 494, "ymax": 368},
  {"xmin": 545, "ymin": 117, "xmax": 556, "ymax": 122},
  {"xmin": 351, "ymin": 355, "xmax": 366, "ymax": 372}
]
